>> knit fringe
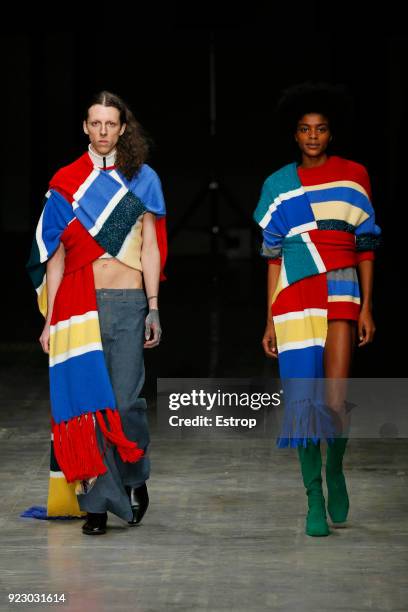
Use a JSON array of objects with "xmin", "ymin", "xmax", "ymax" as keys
[
  {"xmin": 95, "ymin": 409, "xmax": 144, "ymax": 463},
  {"xmin": 20, "ymin": 506, "xmax": 84, "ymax": 520},
  {"xmin": 276, "ymin": 398, "xmax": 337, "ymax": 449},
  {"xmin": 52, "ymin": 409, "xmax": 143, "ymax": 483}
]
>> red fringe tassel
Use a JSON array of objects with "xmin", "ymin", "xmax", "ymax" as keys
[
  {"xmin": 95, "ymin": 409, "xmax": 144, "ymax": 462},
  {"xmin": 52, "ymin": 409, "xmax": 143, "ymax": 483}
]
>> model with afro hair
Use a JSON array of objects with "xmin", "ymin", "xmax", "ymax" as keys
[
  {"xmin": 254, "ymin": 81, "xmax": 381, "ymax": 537},
  {"xmin": 274, "ymin": 81, "xmax": 355, "ymax": 163}
]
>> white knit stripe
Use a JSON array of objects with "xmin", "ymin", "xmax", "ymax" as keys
[
  {"xmin": 36, "ymin": 208, "xmax": 48, "ymax": 262},
  {"xmin": 302, "ymin": 232, "xmax": 326, "ymax": 273},
  {"xmin": 280, "ymin": 260, "xmax": 289, "ymax": 289},
  {"xmin": 49, "ymin": 310, "xmax": 98, "ymax": 335},
  {"xmin": 259, "ymin": 186, "xmax": 305, "ymax": 229},
  {"xmin": 49, "ymin": 471, "xmax": 65, "ymax": 478},
  {"xmin": 35, "ymin": 274, "xmax": 46, "ymax": 296},
  {"xmin": 89, "ymin": 185, "xmax": 128, "ymax": 237},
  {"xmin": 273, "ymin": 308, "xmax": 327, "ymax": 324},
  {"xmin": 259, "ymin": 209, "xmax": 273, "ymax": 229},
  {"xmin": 109, "ymin": 169, "xmax": 126, "ymax": 187},
  {"xmin": 49, "ymin": 342, "xmax": 102, "ymax": 367},
  {"xmin": 278, "ymin": 338, "xmax": 326, "ymax": 353},
  {"xmin": 278, "ymin": 186, "xmax": 305, "ymax": 201},
  {"xmin": 73, "ymin": 169, "xmax": 100, "ymax": 203},
  {"xmin": 287, "ymin": 221, "xmax": 318, "ymax": 236}
]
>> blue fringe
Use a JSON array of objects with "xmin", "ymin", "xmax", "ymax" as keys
[
  {"xmin": 276, "ymin": 436, "xmax": 335, "ymax": 448},
  {"xmin": 20, "ymin": 506, "xmax": 84, "ymax": 520}
]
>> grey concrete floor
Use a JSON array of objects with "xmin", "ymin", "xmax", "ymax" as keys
[
  {"xmin": 1, "ymin": 258, "xmax": 407, "ymax": 611},
  {"xmin": 1, "ymin": 343, "xmax": 407, "ymax": 611}
]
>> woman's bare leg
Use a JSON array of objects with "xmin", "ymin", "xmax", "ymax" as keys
[
  {"xmin": 323, "ymin": 320, "xmax": 356, "ymax": 435},
  {"xmin": 323, "ymin": 320, "xmax": 356, "ymax": 524}
]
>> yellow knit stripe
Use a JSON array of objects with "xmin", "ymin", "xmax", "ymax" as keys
[
  {"xmin": 311, "ymin": 201, "xmax": 369, "ymax": 226},
  {"xmin": 50, "ymin": 317, "xmax": 101, "ymax": 358},
  {"xmin": 37, "ymin": 279, "xmax": 48, "ymax": 319},
  {"xmin": 47, "ymin": 476, "xmax": 85, "ymax": 517},
  {"xmin": 116, "ymin": 216, "xmax": 144, "ymax": 271},
  {"xmin": 303, "ymin": 180, "xmax": 370, "ymax": 200},
  {"xmin": 274, "ymin": 315, "xmax": 327, "ymax": 346},
  {"xmin": 327, "ymin": 295, "xmax": 360, "ymax": 304}
]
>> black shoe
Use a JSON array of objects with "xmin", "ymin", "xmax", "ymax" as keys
[
  {"xmin": 82, "ymin": 512, "xmax": 107, "ymax": 535},
  {"xmin": 125, "ymin": 484, "xmax": 149, "ymax": 526}
]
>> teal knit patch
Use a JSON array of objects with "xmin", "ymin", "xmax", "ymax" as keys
[
  {"xmin": 253, "ymin": 163, "xmax": 299, "ymax": 224},
  {"xmin": 283, "ymin": 235, "xmax": 320, "ymax": 285}
]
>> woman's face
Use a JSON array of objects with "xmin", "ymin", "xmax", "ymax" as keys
[
  {"xmin": 294, "ymin": 113, "xmax": 331, "ymax": 158},
  {"xmin": 83, "ymin": 104, "xmax": 126, "ymax": 155}
]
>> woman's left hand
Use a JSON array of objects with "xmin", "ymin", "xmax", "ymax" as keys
[
  {"xmin": 144, "ymin": 309, "xmax": 162, "ymax": 348},
  {"xmin": 358, "ymin": 306, "xmax": 376, "ymax": 347}
]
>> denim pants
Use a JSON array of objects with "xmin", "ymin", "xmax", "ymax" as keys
[{"xmin": 77, "ymin": 288, "xmax": 150, "ymax": 521}]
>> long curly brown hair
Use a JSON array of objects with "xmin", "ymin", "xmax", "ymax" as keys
[{"xmin": 84, "ymin": 91, "xmax": 151, "ymax": 180}]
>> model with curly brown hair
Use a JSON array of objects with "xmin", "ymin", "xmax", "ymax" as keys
[
  {"xmin": 84, "ymin": 90, "xmax": 150, "ymax": 179},
  {"xmin": 25, "ymin": 91, "xmax": 167, "ymax": 535}
]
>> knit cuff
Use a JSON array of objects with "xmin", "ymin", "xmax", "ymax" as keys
[{"xmin": 356, "ymin": 250, "xmax": 375, "ymax": 264}]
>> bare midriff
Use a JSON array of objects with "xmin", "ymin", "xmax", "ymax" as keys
[{"xmin": 92, "ymin": 258, "xmax": 143, "ymax": 289}]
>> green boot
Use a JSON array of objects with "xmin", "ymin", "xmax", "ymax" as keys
[
  {"xmin": 297, "ymin": 440, "xmax": 330, "ymax": 537},
  {"xmin": 326, "ymin": 437, "xmax": 349, "ymax": 524}
]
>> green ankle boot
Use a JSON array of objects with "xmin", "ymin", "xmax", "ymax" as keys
[
  {"xmin": 297, "ymin": 440, "xmax": 330, "ymax": 537},
  {"xmin": 326, "ymin": 437, "xmax": 349, "ymax": 524}
]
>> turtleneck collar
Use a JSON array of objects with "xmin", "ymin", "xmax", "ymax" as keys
[{"xmin": 88, "ymin": 144, "xmax": 116, "ymax": 170}]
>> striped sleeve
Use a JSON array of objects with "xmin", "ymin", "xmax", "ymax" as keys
[
  {"xmin": 354, "ymin": 165, "xmax": 382, "ymax": 261},
  {"xmin": 254, "ymin": 178, "xmax": 284, "ymax": 261}
]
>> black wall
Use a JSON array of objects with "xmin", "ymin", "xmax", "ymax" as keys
[{"xmin": 1, "ymin": 19, "xmax": 405, "ymax": 375}]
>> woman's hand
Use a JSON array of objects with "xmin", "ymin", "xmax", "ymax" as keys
[
  {"xmin": 358, "ymin": 306, "xmax": 376, "ymax": 347},
  {"xmin": 144, "ymin": 309, "xmax": 162, "ymax": 348},
  {"xmin": 39, "ymin": 321, "xmax": 51, "ymax": 354},
  {"xmin": 262, "ymin": 320, "xmax": 278, "ymax": 358}
]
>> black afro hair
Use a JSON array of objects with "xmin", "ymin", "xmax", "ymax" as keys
[
  {"xmin": 276, "ymin": 81, "xmax": 354, "ymax": 132},
  {"xmin": 274, "ymin": 81, "xmax": 355, "ymax": 159}
]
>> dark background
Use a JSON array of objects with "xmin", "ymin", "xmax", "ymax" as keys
[{"xmin": 0, "ymin": 14, "xmax": 404, "ymax": 379}]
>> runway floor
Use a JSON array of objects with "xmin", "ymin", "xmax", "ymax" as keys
[{"xmin": 1, "ymin": 258, "xmax": 407, "ymax": 611}]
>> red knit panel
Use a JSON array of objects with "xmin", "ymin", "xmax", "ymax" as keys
[
  {"xmin": 327, "ymin": 301, "xmax": 360, "ymax": 321},
  {"xmin": 297, "ymin": 155, "xmax": 372, "ymax": 199},
  {"xmin": 50, "ymin": 263, "xmax": 97, "ymax": 324},
  {"xmin": 155, "ymin": 217, "xmax": 168, "ymax": 280},
  {"xmin": 49, "ymin": 153, "xmax": 94, "ymax": 203},
  {"xmin": 307, "ymin": 229, "xmax": 357, "ymax": 270},
  {"xmin": 272, "ymin": 274, "xmax": 327, "ymax": 317},
  {"xmin": 61, "ymin": 219, "xmax": 104, "ymax": 274},
  {"xmin": 356, "ymin": 250, "xmax": 375, "ymax": 264}
]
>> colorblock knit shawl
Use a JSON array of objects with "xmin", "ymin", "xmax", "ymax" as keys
[
  {"xmin": 27, "ymin": 152, "xmax": 167, "ymax": 482},
  {"xmin": 254, "ymin": 156, "xmax": 381, "ymax": 447}
]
